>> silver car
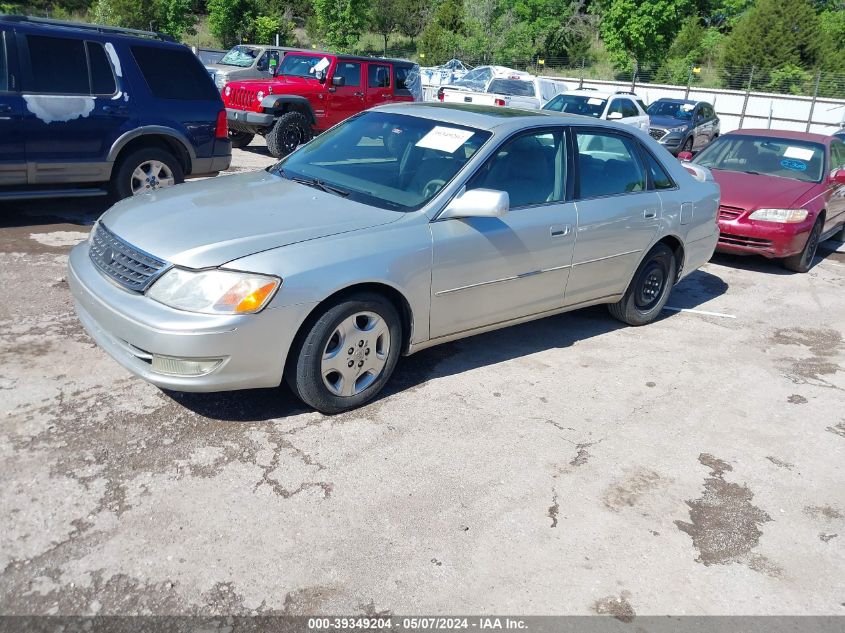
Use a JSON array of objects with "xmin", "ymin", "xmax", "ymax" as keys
[{"xmin": 68, "ymin": 104, "xmax": 720, "ymax": 413}]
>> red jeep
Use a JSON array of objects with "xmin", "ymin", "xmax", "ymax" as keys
[{"xmin": 223, "ymin": 51, "xmax": 421, "ymax": 157}]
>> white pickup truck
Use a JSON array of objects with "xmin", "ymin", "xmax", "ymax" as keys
[{"xmin": 437, "ymin": 67, "xmax": 566, "ymax": 110}]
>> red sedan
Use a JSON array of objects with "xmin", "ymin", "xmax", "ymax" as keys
[{"xmin": 685, "ymin": 129, "xmax": 845, "ymax": 272}]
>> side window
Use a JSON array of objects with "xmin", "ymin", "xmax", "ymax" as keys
[
  {"xmin": 368, "ymin": 64, "xmax": 390, "ymax": 88},
  {"xmin": 544, "ymin": 95, "xmax": 563, "ymax": 112},
  {"xmin": 619, "ymin": 99, "xmax": 639, "ymax": 118},
  {"xmin": 576, "ymin": 131, "xmax": 646, "ymax": 198},
  {"xmin": 607, "ymin": 99, "xmax": 624, "ymax": 116},
  {"xmin": 335, "ymin": 62, "xmax": 361, "ymax": 87},
  {"xmin": 0, "ymin": 31, "xmax": 8, "ymax": 91},
  {"xmin": 87, "ymin": 42, "xmax": 116, "ymax": 95},
  {"xmin": 468, "ymin": 130, "xmax": 565, "ymax": 208},
  {"xmin": 641, "ymin": 149, "xmax": 675, "ymax": 190},
  {"xmin": 25, "ymin": 35, "xmax": 88, "ymax": 94},
  {"xmin": 831, "ymin": 140, "xmax": 845, "ymax": 171},
  {"xmin": 131, "ymin": 46, "xmax": 218, "ymax": 100},
  {"xmin": 256, "ymin": 51, "xmax": 269, "ymax": 71}
]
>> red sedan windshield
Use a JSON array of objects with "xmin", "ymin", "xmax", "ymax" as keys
[{"xmin": 694, "ymin": 135, "xmax": 825, "ymax": 183}]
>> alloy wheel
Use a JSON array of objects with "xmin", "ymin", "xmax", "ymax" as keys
[{"xmin": 131, "ymin": 160, "xmax": 176, "ymax": 195}]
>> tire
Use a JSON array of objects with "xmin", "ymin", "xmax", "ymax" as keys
[
  {"xmin": 287, "ymin": 293, "xmax": 402, "ymax": 414},
  {"xmin": 783, "ymin": 217, "xmax": 822, "ymax": 273},
  {"xmin": 608, "ymin": 243, "xmax": 677, "ymax": 326},
  {"xmin": 266, "ymin": 111, "xmax": 311, "ymax": 158},
  {"xmin": 229, "ymin": 131, "xmax": 254, "ymax": 149},
  {"xmin": 111, "ymin": 147, "xmax": 184, "ymax": 200}
]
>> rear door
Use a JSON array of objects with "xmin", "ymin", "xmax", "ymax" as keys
[
  {"xmin": 364, "ymin": 61, "xmax": 393, "ymax": 110},
  {"xmin": 20, "ymin": 33, "xmax": 132, "ymax": 185},
  {"xmin": 0, "ymin": 27, "xmax": 25, "ymax": 186},
  {"xmin": 325, "ymin": 59, "xmax": 364, "ymax": 127}
]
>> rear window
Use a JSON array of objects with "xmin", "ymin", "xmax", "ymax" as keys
[
  {"xmin": 487, "ymin": 79, "xmax": 535, "ymax": 97},
  {"xmin": 131, "ymin": 45, "xmax": 218, "ymax": 100},
  {"xmin": 394, "ymin": 64, "xmax": 419, "ymax": 98},
  {"xmin": 87, "ymin": 42, "xmax": 116, "ymax": 95}
]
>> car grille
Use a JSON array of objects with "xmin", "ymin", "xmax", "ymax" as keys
[
  {"xmin": 88, "ymin": 223, "xmax": 170, "ymax": 292},
  {"xmin": 718, "ymin": 232, "xmax": 773, "ymax": 250},
  {"xmin": 649, "ymin": 128, "xmax": 667, "ymax": 141},
  {"xmin": 718, "ymin": 205, "xmax": 744, "ymax": 221},
  {"xmin": 229, "ymin": 87, "xmax": 258, "ymax": 108}
]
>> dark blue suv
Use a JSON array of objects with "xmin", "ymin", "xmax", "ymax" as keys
[{"xmin": 0, "ymin": 16, "xmax": 231, "ymax": 200}]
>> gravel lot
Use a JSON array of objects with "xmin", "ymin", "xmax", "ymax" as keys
[{"xmin": 1, "ymin": 139, "xmax": 844, "ymax": 617}]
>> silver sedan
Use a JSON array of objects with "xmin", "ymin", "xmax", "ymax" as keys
[{"xmin": 69, "ymin": 103, "xmax": 720, "ymax": 413}]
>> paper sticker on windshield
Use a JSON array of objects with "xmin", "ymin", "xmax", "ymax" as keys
[
  {"xmin": 587, "ymin": 97, "xmax": 603, "ymax": 105},
  {"xmin": 681, "ymin": 103, "xmax": 695, "ymax": 111},
  {"xmin": 416, "ymin": 126, "xmax": 474, "ymax": 153},
  {"xmin": 780, "ymin": 159, "xmax": 807, "ymax": 171},
  {"xmin": 312, "ymin": 57, "xmax": 330, "ymax": 73},
  {"xmin": 783, "ymin": 146, "xmax": 814, "ymax": 161}
]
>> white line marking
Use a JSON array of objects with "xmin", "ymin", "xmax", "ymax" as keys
[{"xmin": 663, "ymin": 306, "xmax": 737, "ymax": 319}]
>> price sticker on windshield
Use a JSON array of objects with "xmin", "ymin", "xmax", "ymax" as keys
[
  {"xmin": 312, "ymin": 57, "xmax": 330, "ymax": 73},
  {"xmin": 587, "ymin": 97, "xmax": 603, "ymax": 105},
  {"xmin": 416, "ymin": 126, "xmax": 475, "ymax": 153},
  {"xmin": 783, "ymin": 146, "xmax": 814, "ymax": 161}
]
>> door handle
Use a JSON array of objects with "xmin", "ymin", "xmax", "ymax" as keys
[
  {"xmin": 381, "ymin": 93, "xmax": 391, "ymax": 98},
  {"xmin": 643, "ymin": 209, "xmax": 659, "ymax": 219},
  {"xmin": 353, "ymin": 91, "xmax": 364, "ymax": 97},
  {"xmin": 550, "ymin": 224, "xmax": 572, "ymax": 237}
]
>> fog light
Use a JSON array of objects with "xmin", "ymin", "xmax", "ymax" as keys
[{"xmin": 151, "ymin": 355, "xmax": 223, "ymax": 376}]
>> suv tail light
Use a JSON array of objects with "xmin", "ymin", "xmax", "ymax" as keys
[
  {"xmin": 437, "ymin": 88, "xmax": 445, "ymax": 102},
  {"xmin": 215, "ymin": 110, "xmax": 228, "ymax": 140},
  {"xmin": 494, "ymin": 98, "xmax": 506, "ymax": 106}
]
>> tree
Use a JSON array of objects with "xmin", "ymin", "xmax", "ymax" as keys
[
  {"xmin": 599, "ymin": 0, "xmax": 695, "ymax": 69},
  {"xmin": 370, "ymin": 0, "xmax": 403, "ymax": 54},
  {"xmin": 312, "ymin": 0, "xmax": 370, "ymax": 50},
  {"xmin": 253, "ymin": 14, "xmax": 294, "ymax": 45},
  {"xmin": 417, "ymin": 0, "xmax": 467, "ymax": 63},
  {"xmin": 207, "ymin": 0, "xmax": 256, "ymax": 47},
  {"xmin": 721, "ymin": 0, "xmax": 821, "ymax": 89},
  {"xmin": 394, "ymin": 0, "xmax": 429, "ymax": 41}
]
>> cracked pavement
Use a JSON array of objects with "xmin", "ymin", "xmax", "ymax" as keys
[{"xmin": 1, "ymin": 140, "xmax": 844, "ymax": 616}]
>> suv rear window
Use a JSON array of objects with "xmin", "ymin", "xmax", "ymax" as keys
[
  {"xmin": 131, "ymin": 45, "xmax": 218, "ymax": 100},
  {"xmin": 394, "ymin": 64, "xmax": 416, "ymax": 97}
]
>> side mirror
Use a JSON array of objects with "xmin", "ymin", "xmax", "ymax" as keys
[
  {"xmin": 440, "ymin": 188, "xmax": 509, "ymax": 220},
  {"xmin": 331, "ymin": 75, "xmax": 344, "ymax": 87},
  {"xmin": 607, "ymin": 112, "xmax": 623, "ymax": 120},
  {"xmin": 677, "ymin": 151, "xmax": 694, "ymax": 161},
  {"xmin": 832, "ymin": 169, "xmax": 845, "ymax": 185}
]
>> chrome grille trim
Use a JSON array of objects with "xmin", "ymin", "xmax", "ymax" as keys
[
  {"xmin": 718, "ymin": 205, "xmax": 744, "ymax": 221},
  {"xmin": 88, "ymin": 223, "xmax": 170, "ymax": 292},
  {"xmin": 649, "ymin": 128, "xmax": 667, "ymax": 141}
]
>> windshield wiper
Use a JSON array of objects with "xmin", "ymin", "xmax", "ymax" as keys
[
  {"xmin": 741, "ymin": 170, "xmax": 762, "ymax": 175},
  {"xmin": 281, "ymin": 171, "xmax": 350, "ymax": 197}
]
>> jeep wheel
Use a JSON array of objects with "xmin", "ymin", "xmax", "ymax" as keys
[
  {"xmin": 229, "ymin": 131, "xmax": 254, "ymax": 149},
  {"xmin": 111, "ymin": 147, "xmax": 184, "ymax": 200},
  {"xmin": 266, "ymin": 111, "xmax": 311, "ymax": 158}
]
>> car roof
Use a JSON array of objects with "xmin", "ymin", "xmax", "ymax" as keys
[
  {"xmin": 559, "ymin": 89, "xmax": 643, "ymax": 100},
  {"xmin": 282, "ymin": 49, "xmax": 415, "ymax": 66},
  {"xmin": 375, "ymin": 102, "xmax": 617, "ymax": 131},
  {"xmin": 655, "ymin": 98, "xmax": 702, "ymax": 105},
  {"xmin": 0, "ymin": 14, "xmax": 182, "ymax": 47},
  {"xmin": 727, "ymin": 128, "xmax": 831, "ymax": 144}
]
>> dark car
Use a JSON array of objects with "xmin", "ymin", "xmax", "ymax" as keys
[
  {"xmin": 0, "ymin": 16, "xmax": 231, "ymax": 200},
  {"xmin": 646, "ymin": 98, "xmax": 719, "ymax": 155},
  {"xmin": 834, "ymin": 128, "xmax": 845, "ymax": 142}
]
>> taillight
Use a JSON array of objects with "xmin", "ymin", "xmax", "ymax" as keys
[
  {"xmin": 494, "ymin": 98, "xmax": 505, "ymax": 106},
  {"xmin": 438, "ymin": 88, "xmax": 444, "ymax": 102},
  {"xmin": 215, "ymin": 109, "xmax": 228, "ymax": 140}
]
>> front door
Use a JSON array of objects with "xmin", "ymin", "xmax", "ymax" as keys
[
  {"xmin": 20, "ymin": 34, "xmax": 133, "ymax": 184},
  {"xmin": 0, "ymin": 28, "xmax": 25, "ymax": 186},
  {"xmin": 430, "ymin": 129, "xmax": 578, "ymax": 338},
  {"xmin": 325, "ymin": 60, "xmax": 364, "ymax": 128},
  {"xmin": 826, "ymin": 139, "xmax": 845, "ymax": 231},
  {"xmin": 364, "ymin": 62, "xmax": 393, "ymax": 110},
  {"xmin": 565, "ymin": 129, "xmax": 662, "ymax": 306}
]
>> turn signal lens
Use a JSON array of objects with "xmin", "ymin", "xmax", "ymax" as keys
[
  {"xmin": 215, "ymin": 281, "xmax": 278, "ymax": 313},
  {"xmin": 748, "ymin": 208, "xmax": 809, "ymax": 223}
]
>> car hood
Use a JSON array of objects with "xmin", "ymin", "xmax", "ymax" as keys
[
  {"xmin": 710, "ymin": 169, "xmax": 818, "ymax": 210},
  {"xmin": 101, "ymin": 171, "xmax": 404, "ymax": 269},
  {"xmin": 648, "ymin": 115, "xmax": 690, "ymax": 129}
]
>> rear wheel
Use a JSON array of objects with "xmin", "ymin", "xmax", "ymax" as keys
[
  {"xmin": 783, "ymin": 217, "xmax": 822, "ymax": 273},
  {"xmin": 229, "ymin": 130, "xmax": 254, "ymax": 149},
  {"xmin": 111, "ymin": 147, "xmax": 184, "ymax": 200},
  {"xmin": 608, "ymin": 243, "xmax": 676, "ymax": 326},
  {"xmin": 287, "ymin": 293, "xmax": 402, "ymax": 414},
  {"xmin": 266, "ymin": 111, "xmax": 311, "ymax": 158}
]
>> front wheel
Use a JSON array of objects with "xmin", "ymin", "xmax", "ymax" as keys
[
  {"xmin": 783, "ymin": 217, "xmax": 822, "ymax": 273},
  {"xmin": 287, "ymin": 294, "xmax": 402, "ymax": 414},
  {"xmin": 608, "ymin": 243, "xmax": 677, "ymax": 326},
  {"xmin": 266, "ymin": 111, "xmax": 311, "ymax": 158}
]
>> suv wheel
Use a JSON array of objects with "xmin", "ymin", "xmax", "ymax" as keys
[
  {"xmin": 266, "ymin": 111, "xmax": 311, "ymax": 158},
  {"xmin": 229, "ymin": 131, "xmax": 254, "ymax": 149},
  {"xmin": 608, "ymin": 243, "xmax": 676, "ymax": 326},
  {"xmin": 112, "ymin": 147, "xmax": 184, "ymax": 200},
  {"xmin": 287, "ymin": 293, "xmax": 402, "ymax": 414}
]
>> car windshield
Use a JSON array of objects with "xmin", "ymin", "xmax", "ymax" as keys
[
  {"xmin": 219, "ymin": 45, "xmax": 261, "ymax": 68},
  {"xmin": 543, "ymin": 94, "xmax": 606, "ymax": 118},
  {"xmin": 271, "ymin": 111, "xmax": 492, "ymax": 211},
  {"xmin": 693, "ymin": 135, "xmax": 825, "ymax": 183},
  {"xmin": 278, "ymin": 54, "xmax": 326, "ymax": 78},
  {"xmin": 487, "ymin": 79, "xmax": 535, "ymax": 97},
  {"xmin": 646, "ymin": 101, "xmax": 694, "ymax": 120}
]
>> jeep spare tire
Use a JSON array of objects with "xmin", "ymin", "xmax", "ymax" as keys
[{"xmin": 266, "ymin": 111, "xmax": 311, "ymax": 158}]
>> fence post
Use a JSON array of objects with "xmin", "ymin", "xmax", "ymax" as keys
[
  {"xmin": 579, "ymin": 59, "xmax": 585, "ymax": 89},
  {"xmin": 767, "ymin": 100, "xmax": 773, "ymax": 129},
  {"xmin": 631, "ymin": 60, "xmax": 638, "ymax": 93},
  {"xmin": 739, "ymin": 66, "xmax": 754, "ymax": 129},
  {"xmin": 684, "ymin": 65, "xmax": 693, "ymax": 100},
  {"xmin": 806, "ymin": 73, "xmax": 821, "ymax": 133}
]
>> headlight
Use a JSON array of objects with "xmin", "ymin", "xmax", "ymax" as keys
[
  {"xmin": 147, "ymin": 268, "xmax": 281, "ymax": 314},
  {"xmin": 216, "ymin": 74, "xmax": 228, "ymax": 88},
  {"xmin": 256, "ymin": 90, "xmax": 265, "ymax": 101},
  {"xmin": 668, "ymin": 126, "xmax": 687, "ymax": 133},
  {"xmin": 748, "ymin": 208, "xmax": 809, "ymax": 223}
]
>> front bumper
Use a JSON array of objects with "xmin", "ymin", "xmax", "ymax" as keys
[
  {"xmin": 716, "ymin": 216, "xmax": 813, "ymax": 259},
  {"xmin": 226, "ymin": 108, "xmax": 275, "ymax": 133},
  {"xmin": 658, "ymin": 134, "xmax": 685, "ymax": 155},
  {"xmin": 68, "ymin": 241, "xmax": 316, "ymax": 392}
]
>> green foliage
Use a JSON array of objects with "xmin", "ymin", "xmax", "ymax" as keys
[
  {"xmin": 418, "ymin": 0, "xmax": 466, "ymax": 63},
  {"xmin": 252, "ymin": 13, "xmax": 293, "ymax": 44},
  {"xmin": 207, "ymin": 0, "xmax": 255, "ymax": 46},
  {"xmin": 765, "ymin": 63, "xmax": 813, "ymax": 94},
  {"xmin": 312, "ymin": 0, "xmax": 370, "ymax": 51},
  {"xmin": 91, "ymin": 0, "xmax": 195, "ymax": 36},
  {"xmin": 599, "ymin": 0, "xmax": 695, "ymax": 67},
  {"xmin": 721, "ymin": 0, "xmax": 821, "ymax": 89}
]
